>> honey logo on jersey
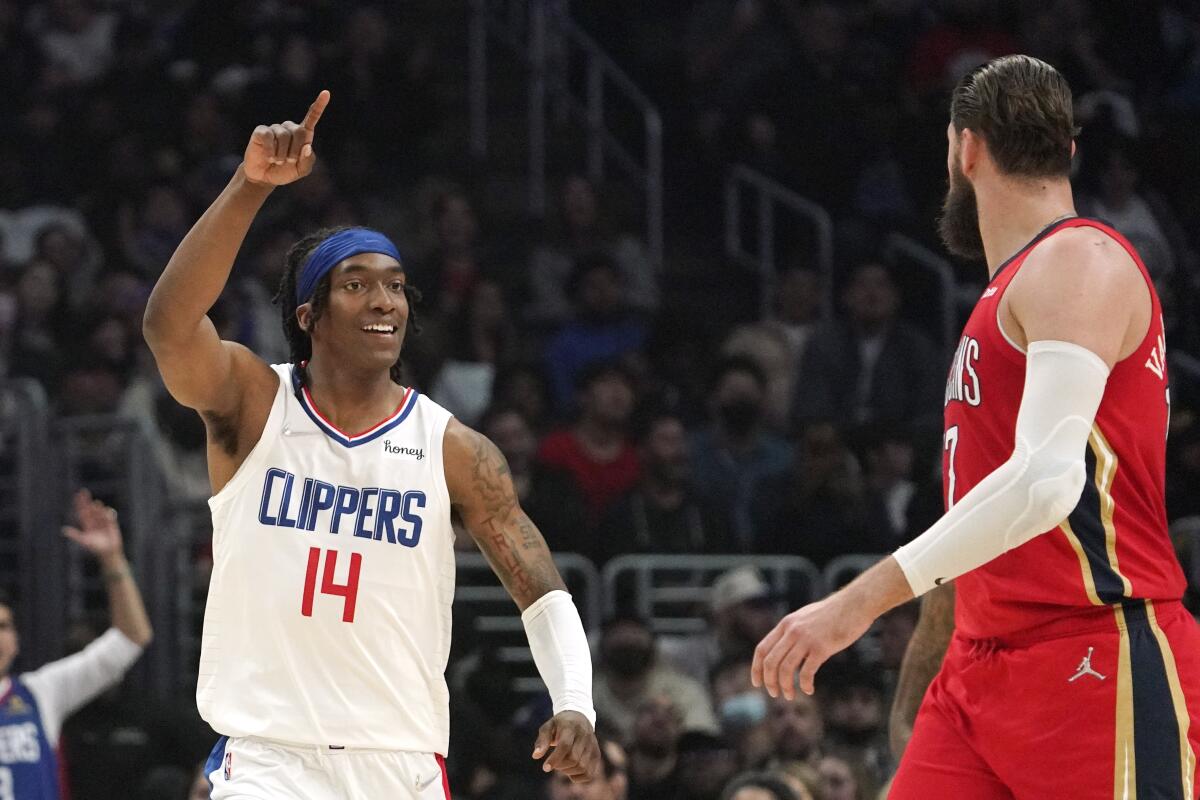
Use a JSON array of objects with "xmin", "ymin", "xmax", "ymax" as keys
[
  {"xmin": 383, "ymin": 440, "xmax": 424, "ymax": 460},
  {"xmin": 945, "ymin": 335, "xmax": 982, "ymax": 408}
]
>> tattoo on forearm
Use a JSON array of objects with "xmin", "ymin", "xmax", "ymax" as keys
[{"xmin": 465, "ymin": 433, "xmax": 564, "ymax": 604}]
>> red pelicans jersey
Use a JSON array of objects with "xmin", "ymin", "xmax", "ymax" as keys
[{"xmin": 943, "ymin": 217, "xmax": 1182, "ymax": 640}]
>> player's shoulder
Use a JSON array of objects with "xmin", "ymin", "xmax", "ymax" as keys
[{"xmin": 1016, "ymin": 223, "xmax": 1143, "ymax": 300}]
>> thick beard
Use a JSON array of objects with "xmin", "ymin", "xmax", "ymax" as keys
[{"xmin": 937, "ymin": 165, "xmax": 986, "ymax": 261}]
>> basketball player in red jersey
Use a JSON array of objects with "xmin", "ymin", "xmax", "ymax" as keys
[{"xmin": 751, "ymin": 55, "xmax": 1200, "ymax": 797}]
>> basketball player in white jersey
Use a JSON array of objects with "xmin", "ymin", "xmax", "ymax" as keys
[{"xmin": 143, "ymin": 91, "xmax": 600, "ymax": 799}]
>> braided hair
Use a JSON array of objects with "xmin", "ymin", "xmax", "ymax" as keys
[{"xmin": 273, "ymin": 226, "xmax": 422, "ymax": 388}]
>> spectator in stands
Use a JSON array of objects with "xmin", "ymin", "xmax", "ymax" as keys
[
  {"xmin": 675, "ymin": 730, "xmax": 741, "ymax": 800},
  {"xmin": 751, "ymin": 421, "xmax": 872, "ymax": 562},
  {"xmin": 527, "ymin": 174, "xmax": 658, "ymax": 326},
  {"xmin": 598, "ymin": 411, "xmax": 731, "ymax": 563},
  {"xmin": 816, "ymin": 657, "xmax": 889, "ymax": 790},
  {"xmin": 720, "ymin": 324, "xmax": 794, "ymax": 433},
  {"xmin": 876, "ymin": 600, "xmax": 919, "ymax": 713},
  {"xmin": 33, "ymin": 221, "xmax": 101, "ymax": 309},
  {"xmin": 188, "ymin": 763, "xmax": 212, "ymax": 799},
  {"xmin": 855, "ymin": 422, "xmax": 920, "ymax": 547},
  {"xmin": 420, "ymin": 188, "xmax": 488, "ymax": 318},
  {"xmin": 1077, "ymin": 138, "xmax": 1194, "ymax": 282},
  {"xmin": 593, "ymin": 617, "xmax": 718, "ymax": 743},
  {"xmin": 905, "ymin": 0, "xmax": 1016, "ymax": 96},
  {"xmin": 538, "ymin": 362, "xmax": 641, "ymax": 527},
  {"xmin": 30, "ymin": 0, "xmax": 119, "ymax": 87},
  {"xmin": 8, "ymin": 258, "xmax": 70, "ymax": 391},
  {"xmin": 663, "ymin": 566, "xmax": 779, "ymax": 684},
  {"xmin": 763, "ymin": 692, "xmax": 824, "ymax": 772},
  {"xmin": 431, "ymin": 279, "xmax": 520, "ymax": 426},
  {"xmin": 117, "ymin": 184, "xmax": 191, "ymax": 278},
  {"xmin": 791, "ymin": 262, "xmax": 942, "ymax": 431},
  {"xmin": 710, "ymin": 654, "xmax": 766, "ymax": 736},
  {"xmin": 625, "ymin": 693, "xmax": 683, "ymax": 800},
  {"xmin": 546, "ymin": 735, "xmax": 629, "ymax": 800},
  {"xmin": 60, "ymin": 613, "xmax": 209, "ymax": 800},
  {"xmin": 492, "ymin": 361, "xmax": 556, "ymax": 435},
  {"xmin": 720, "ymin": 771, "xmax": 803, "ymax": 800},
  {"xmin": 482, "ymin": 406, "xmax": 588, "ymax": 554},
  {"xmin": 689, "ymin": 357, "xmax": 791, "ymax": 550},
  {"xmin": 0, "ymin": 489, "xmax": 152, "ymax": 799},
  {"xmin": 817, "ymin": 754, "xmax": 869, "ymax": 800},
  {"xmin": 544, "ymin": 254, "xmax": 648, "ymax": 412},
  {"xmin": 1167, "ymin": 410, "xmax": 1200, "ymax": 521}
]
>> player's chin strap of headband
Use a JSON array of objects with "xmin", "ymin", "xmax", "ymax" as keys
[
  {"xmin": 296, "ymin": 228, "xmax": 403, "ymax": 304},
  {"xmin": 522, "ymin": 590, "xmax": 597, "ymax": 728},
  {"xmin": 894, "ymin": 340, "xmax": 1111, "ymax": 596}
]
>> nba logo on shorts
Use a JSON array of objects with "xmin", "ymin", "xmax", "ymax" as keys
[{"xmin": 224, "ymin": 751, "xmax": 233, "ymax": 781}]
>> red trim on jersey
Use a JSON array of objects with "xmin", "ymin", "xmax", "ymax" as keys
[
  {"xmin": 301, "ymin": 384, "xmax": 413, "ymax": 439},
  {"xmin": 436, "ymin": 753, "xmax": 451, "ymax": 799}
]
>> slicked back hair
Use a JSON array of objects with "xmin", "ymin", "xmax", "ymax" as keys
[
  {"xmin": 950, "ymin": 54, "xmax": 1080, "ymax": 178},
  {"xmin": 273, "ymin": 227, "xmax": 422, "ymax": 388}
]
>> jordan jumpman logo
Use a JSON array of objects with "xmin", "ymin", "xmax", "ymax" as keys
[{"xmin": 1069, "ymin": 647, "xmax": 1107, "ymax": 682}]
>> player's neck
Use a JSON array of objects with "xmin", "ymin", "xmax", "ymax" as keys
[
  {"xmin": 303, "ymin": 357, "xmax": 405, "ymax": 430},
  {"xmin": 976, "ymin": 176, "xmax": 1075, "ymax": 278}
]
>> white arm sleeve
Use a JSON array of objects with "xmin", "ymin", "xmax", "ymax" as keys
[
  {"xmin": 22, "ymin": 627, "xmax": 144, "ymax": 746},
  {"xmin": 894, "ymin": 340, "xmax": 1110, "ymax": 596},
  {"xmin": 521, "ymin": 590, "xmax": 597, "ymax": 727}
]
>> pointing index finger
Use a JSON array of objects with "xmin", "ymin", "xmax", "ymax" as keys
[{"xmin": 302, "ymin": 90, "xmax": 331, "ymax": 132}]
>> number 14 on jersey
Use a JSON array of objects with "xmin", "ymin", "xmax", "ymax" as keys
[{"xmin": 301, "ymin": 547, "xmax": 362, "ymax": 622}]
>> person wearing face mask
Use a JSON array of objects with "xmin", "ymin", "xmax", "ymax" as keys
[
  {"xmin": 688, "ymin": 358, "xmax": 791, "ymax": 551},
  {"xmin": 592, "ymin": 617, "xmax": 719, "ymax": 743}
]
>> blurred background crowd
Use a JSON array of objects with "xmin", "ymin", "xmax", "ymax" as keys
[{"xmin": 2, "ymin": 0, "xmax": 1200, "ymax": 798}]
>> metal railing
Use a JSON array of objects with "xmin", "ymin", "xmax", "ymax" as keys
[
  {"xmin": 0, "ymin": 380, "xmax": 53, "ymax": 664},
  {"xmin": 881, "ymin": 232, "xmax": 958, "ymax": 364},
  {"xmin": 823, "ymin": 553, "xmax": 886, "ymax": 592},
  {"xmin": 725, "ymin": 164, "xmax": 835, "ymax": 320},
  {"xmin": 456, "ymin": 551, "xmax": 600, "ymax": 694},
  {"xmin": 467, "ymin": 0, "xmax": 664, "ymax": 266},
  {"xmin": 53, "ymin": 414, "xmax": 175, "ymax": 694},
  {"xmin": 601, "ymin": 554, "xmax": 823, "ymax": 635},
  {"xmin": 550, "ymin": 11, "xmax": 664, "ymax": 267}
]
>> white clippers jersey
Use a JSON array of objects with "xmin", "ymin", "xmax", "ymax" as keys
[{"xmin": 198, "ymin": 364, "xmax": 456, "ymax": 754}]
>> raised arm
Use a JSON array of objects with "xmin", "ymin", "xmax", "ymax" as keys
[
  {"xmin": 62, "ymin": 489, "xmax": 153, "ymax": 647},
  {"xmin": 142, "ymin": 91, "xmax": 329, "ymax": 430},
  {"xmin": 889, "ymin": 581, "xmax": 954, "ymax": 760},
  {"xmin": 24, "ymin": 490, "xmax": 153, "ymax": 745},
  {"xmin": 444, "ymin": 419, "xmax": 599, "ymax": 782}
]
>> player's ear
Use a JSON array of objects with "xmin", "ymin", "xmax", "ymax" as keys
[
  {"xmin": 959, "ymin": 128, "xmax": 983, "ymax": 178},
  {"xmin": 296, "ymin": 303, "xmax": 314, "ymax": 333}
]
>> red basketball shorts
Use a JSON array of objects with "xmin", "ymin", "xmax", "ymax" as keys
[{"xmin": 890, "ymin": 599, "xmax": 1200, "ymax": 799}]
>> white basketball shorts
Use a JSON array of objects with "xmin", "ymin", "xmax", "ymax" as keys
[{"xmin": 204, "ymin": 736, "xmax": 450, "ymax": 799}]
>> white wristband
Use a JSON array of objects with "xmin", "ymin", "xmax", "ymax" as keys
[{"xmin": 521, "ymin": 590, "xmax": 596, "ymax": 727}]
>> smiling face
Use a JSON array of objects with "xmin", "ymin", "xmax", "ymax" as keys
[{"xmin": 298, "ymin": 252, "xmax": 410, "ymax": 374}]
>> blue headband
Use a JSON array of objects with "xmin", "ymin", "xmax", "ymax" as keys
[{"xmin": 296, "ymin": 228, "xmax": 404, "ymax": 304}]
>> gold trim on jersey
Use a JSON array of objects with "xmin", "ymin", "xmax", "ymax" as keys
[
  {"xmin": 1145, "ymin": 600, "xmax": 1197, "ymax": 800},
  {"xmin": 1113, "ymin": 603, "xmax": 1137, "ymax": 799},
  {"xmin": 1091, "ymin": 426, "xmax": 1133, "ymax": 598},
  {"xmin": 1060, "ymin": 519, "xmax": 1103, "ymax": 606}
]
